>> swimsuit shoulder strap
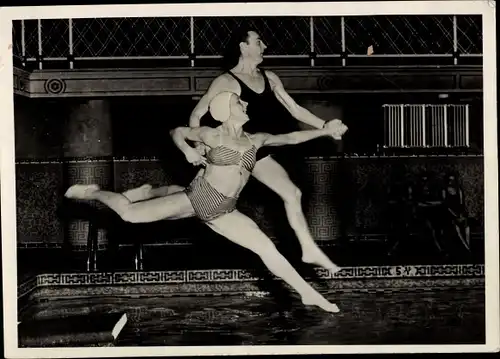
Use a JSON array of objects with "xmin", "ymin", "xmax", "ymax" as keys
[
  {"xmin": 243, "ymin": 132, "xmax": 255, "ymax": 146},
  {"xmin": 227, "ymin": 71, "xmax": 244, "ymax": 86},
  {"xmin": 259, "ymin": 68, "xmax": 272, "ymax": 91},
  {"xmin": 218, "ymin": 127, "xmax": 225, "ymax": 146}
]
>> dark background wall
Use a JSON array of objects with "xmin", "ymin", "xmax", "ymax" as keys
[
  {"xmin": 14, "ymin": 93, "xmax": 485, "ymax": 160},
  {"xmin": 14, "ymin": 93, "xmax": 485, "ymax": 248}
]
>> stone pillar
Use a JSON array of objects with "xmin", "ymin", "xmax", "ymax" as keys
[
  {"xmin": 63, "ymin": 99, "xmax": 113, "ymax": 249},
  {"xmin": 300, "ymin": 100, "xmax": 345, "ymax": 242}
]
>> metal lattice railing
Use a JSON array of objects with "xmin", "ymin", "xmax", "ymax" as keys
[
  {"xmin": 194, "ymin": 17, "xmax": 312, "ymax": 57},
  {"xmin": 345, "ymin": 16, "xmax": 454, "ymax": 55},
  {"xmin": 382, "ymin": 104, "xmax": 470, "ymax": 149},
  {"xmin": 11, "ymin": 15, "xmax": 483, "ymax": 69},
  {"xmin": 73, "ymin": 18, "xmax": 191, "ymax": 58}
]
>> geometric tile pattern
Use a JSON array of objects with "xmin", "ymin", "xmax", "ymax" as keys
[
  {"xmin": 304, "ymin": 159, "xmax": 341, "ymax": 241},
  {"xmin": 15, "ymin": 163, "xmax": 65, "ymax": 244},
  {"xmin": 15, "ymin": 155, "xmax": 485, "ymax": 247},
  {"xmin": 348, "ymin": 156, "xmax": 485, "ymax": 233},
  {"xmin": 65, "ymin": 161, "xmax": 114, "ymax": 246},
  {"xmin": 113, "ymin": 160, "xmax": 170, "ymax": 192},
  {"xmin": 18, "ymin": 264, "xmax": 484, "ymax": 299}
]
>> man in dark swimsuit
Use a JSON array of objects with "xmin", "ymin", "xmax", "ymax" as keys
[{"xmin": 188, "ymin": 28, "xmax": 347, "ymax": 273}]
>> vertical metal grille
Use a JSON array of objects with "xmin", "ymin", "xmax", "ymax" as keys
[{"xmin": 383, "ymin": 104, "xmax": 470, "ymax": 149}]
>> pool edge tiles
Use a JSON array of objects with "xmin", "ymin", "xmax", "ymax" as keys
[
  {"xmin": 17, "ymin": 264, "xmax": 485, "ymax": 300},
  {"xmin": 27, "ymin": 277, "xmax": 485, "ymax": 300}
]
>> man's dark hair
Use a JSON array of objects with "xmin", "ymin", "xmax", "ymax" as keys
[{"xmin": 221, "ymin": 26, "xmax": 253, "ymax": 71}]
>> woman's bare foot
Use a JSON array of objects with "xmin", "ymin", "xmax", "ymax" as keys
[
  {"xmin": 64, "ymin": 184, "xmax": 100, "ymax": 200},
  {"xmin": 122, "ymin": 184, "xmax": 153, "ymax": 202},
  {"xmin": 301, "ymin": 292, "xmax": 340, "ymax": 313},
  {"xmin": 302, "ymin": 246, "xmax": 341, "ymax": 274}
]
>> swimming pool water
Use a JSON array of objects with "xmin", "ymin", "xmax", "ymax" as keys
[{"xmin": 21, "ymin": 284, "xmax": 484, "ymax": 346}]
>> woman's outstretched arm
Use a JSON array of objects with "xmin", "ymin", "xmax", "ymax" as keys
[{"xmin": 252, "ymin": 121, "xmax": 348, "ymax": 148}]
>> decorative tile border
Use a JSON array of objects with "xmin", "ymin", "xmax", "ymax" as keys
[{"xmin": 18, "ymin": 264, "xmax": 484, "ymax": 300}]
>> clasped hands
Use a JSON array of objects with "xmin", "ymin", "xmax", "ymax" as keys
[{"xmin": 324, "ymin": 119, "xmax": 348, "ymax": 140}]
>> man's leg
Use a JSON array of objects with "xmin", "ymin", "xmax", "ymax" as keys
[{"xmin": 251, "ymin": 156, "xmax": 340, "ymax": 273}]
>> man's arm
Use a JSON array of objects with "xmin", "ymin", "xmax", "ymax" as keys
[
  {"xmin": 170, "ymin": 127, "xmax": 207, "ymax": 154},
  {"xmin": 170, "ymin": 126, "xmax": 218, "ymax": 166},
  {"xmin": 189, "ymin": 74, "xmax": 233, "ymax": 128},
  {"xmin": 265, "ymin": 70, "xmax": 326, "ymax": 129}
]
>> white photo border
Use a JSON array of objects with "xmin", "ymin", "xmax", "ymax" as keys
[{"xmin": 1, "ymin": 1, "xmax": 498, "ymax": 357}]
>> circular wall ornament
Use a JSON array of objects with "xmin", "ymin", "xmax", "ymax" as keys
[
  {"xmin": 44, "ymin": 78, "xmax": 66, "ymax": 95},
  {"xmin": 317, "ymin": 76, "xmax": 335, "ymax": 91}
]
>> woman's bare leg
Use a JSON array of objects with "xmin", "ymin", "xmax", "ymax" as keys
[
  {"xmin": 65, "ymin": 184, "xmax": 194, "ymax": 223},
  {"xmin": 207, "ymin": 210, "xmax": 339, "ymax": 313},
  {"xmin": 251, "ymin": 156, "xmax": 340, "ymax": 273},
  {"xmin": 151, "ymin": 185, "xmax": 185, "ymax": 196},
  {"xmin": 122, "ymin": 184, "xmax": 186, "ymax": 203}
]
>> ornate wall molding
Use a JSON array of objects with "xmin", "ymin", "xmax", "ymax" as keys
[
  {"xmin": 13, "ymin": 67, "xmax": 31, "ymax": 97},
  {"xmin": 14, "ymin": 66, "xmax": 482, "ymax": 98}
]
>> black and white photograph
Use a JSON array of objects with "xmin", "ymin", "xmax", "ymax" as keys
[{"xmin": 1, "ymin": 1, "xmax": 498, "ymax": 357}]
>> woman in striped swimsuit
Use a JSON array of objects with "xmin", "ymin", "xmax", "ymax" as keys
[{"xmin": 65, "ymin": 91, "xmax": 347, "ymax": 313}]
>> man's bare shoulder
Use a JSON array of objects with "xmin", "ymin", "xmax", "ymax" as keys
[
  {"xmin": 199, "ymin": 126, "xmax": 219, "ymax": 137},
  {"xmin": 212, "ymin": 72, "xmax": 238, "ymax": 88},
  {"xmin": 201, "ymin": 126, "xmax": 222, "ymax": 146},
  {"xmin": 262, "ymin": 70, "xmax": 283, "ymax": 88}
]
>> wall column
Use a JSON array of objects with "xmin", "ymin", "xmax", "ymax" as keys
[
  {"xmin": 300, "ymin": 100, "xmax": 347, "ymax": 242},
  {"xmin": 63, "ymin": 99, "xmax": 114, "ymax": 249}
]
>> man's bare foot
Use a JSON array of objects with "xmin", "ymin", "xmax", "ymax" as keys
[
  {"xmin": 302, "ymin": 293, "xmax": 340, "ymax": 313},
  {"xmin": 302, "ymin": 246, "xmax": 341, "ymax": 274},
  {"xmin": 64, "ymin": 184, "xmax": 100, "ymax": 200},
  {"xmin": 122, "ymin": 184, "xmax": 153, "ymax": 202}
]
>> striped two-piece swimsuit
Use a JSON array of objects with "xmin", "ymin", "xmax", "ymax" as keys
[{"xmin": 185, "ymin": 133, "xmax": 257, "ymax": 222}]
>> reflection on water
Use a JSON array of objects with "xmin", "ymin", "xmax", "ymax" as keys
[{"xmin": 21, "ymin": 286, "xmax": 484, "ymax": 346}]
